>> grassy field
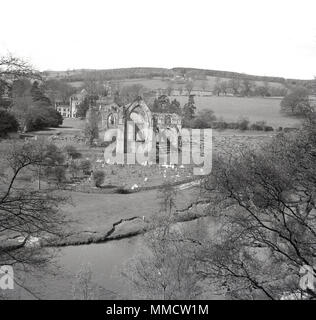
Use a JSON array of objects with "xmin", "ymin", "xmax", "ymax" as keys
[
  {"xmin": 69, "ymin": 75, "xmax": 286, "ymax": 91},
  {"xmin": 58, "ymin": 187, "xmax": 200, "ymax": 240},
  {"xmin": 172, "ymin": 96, "xmax": 300, "ymax": 128},
  {"xmin": 57, "ymin": 96, "xmax": 300, "ymax": 129}
]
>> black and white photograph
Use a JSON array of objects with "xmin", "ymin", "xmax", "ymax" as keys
[{"xmin": 0, "ymin": 0, "xmax": 315, "ymax": 307}]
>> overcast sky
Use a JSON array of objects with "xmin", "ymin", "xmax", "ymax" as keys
[{"xmin": 1, "ymin": 0, "xmax": 315, "ymax": 79}]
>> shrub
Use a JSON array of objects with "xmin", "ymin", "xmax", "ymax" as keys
[
  {"xmin": 68, "ymin": 161, "xmax": 79, "ymax": 178},
  {"xmin": 250, "ymin": 121, "xmax": 266, "ymax": 131},
  {"xmin": 190, "ymin": 118, "xmax": 210, "ymax": 129},
  {"xmin": 0, "ymin": 109, "xmax": 19, "ymax": 137},
  {"xmin": 26, "ymin": 105, "xmax": 63, "ymax": 131},
  {"xmin": 237, "ymin": 118, "xmax": 250, "ymax": 131},
  {"xmin": 212, "ymin": 119, "xmax": 228, "ymax": 130},
  {"xmin": 227, "ymin": 122, "xmax": 239, "ymax": 129},
  {"xmin": 79, "ymin": 159, "xmax": 92, "ymax": 175},
  {"xmin": 92, "ymin": 170, "xmax": 105, "ymax": 187},
  {"xmin": 43, "ymin": 144, "xmax": 66, "ymax": 183},
  {"xmin": 44, "ymin": 143, "xmax": 65, "ymax": 165},
  {"xmin": 53, "ymin": 166, "xmax": 66, "ymax": 184},
  {"xmin": 280, "ymin": 86, "xmax": 311, "ymax": 116},
  {"xmin": 184, "ymin": 109, "xmax": 217, "ymax": 129},
  {"xmin": 194, "ymin": 109, "xmax": 216, "ymax": 128},
  {"xmin": 263, "ymin": 126, "xmax": 274, "ymax": 131},
  {"xmin": 255, "ymin": 121, "xmax": 266, "ymax": 128},
  {"xmin": 250, "ymin": 123, "xmax": 263, "ymax": 131},
  {"xmin": 116, "ymin": 187, "xmax": 133, "ymax": 194},
  {"xmin": 249, "ymin": 121, "xmax": 273, "ymax": 132},
  {"xmin": 64, "ymin": 145, "xmax": 81, "ymax": 159}
]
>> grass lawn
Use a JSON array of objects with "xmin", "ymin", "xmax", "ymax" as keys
[
  {"xmin": 60, "ymin": 187, "xmax": 200, "ymax": 236},
  {"xmin": 61, "ymin": 117, "xmax": 86, "ymax": 130}
]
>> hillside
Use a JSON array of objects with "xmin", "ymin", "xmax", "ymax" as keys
[{"xmin": 43, "ymin": 67, "xmax": 315, "ymax": 86}]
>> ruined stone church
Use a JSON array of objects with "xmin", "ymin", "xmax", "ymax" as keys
[{"xmin": 98, "ymin": 96, "xmax": 182, "ymax": 163}]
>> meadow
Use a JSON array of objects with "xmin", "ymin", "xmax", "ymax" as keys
[
  {"xmin": 69, "ymin": 75, "xmax": 285, "ymax": 91},
  {"xmin": 172, "ymin": 95, "xmax": 300, "ymax": 128}
]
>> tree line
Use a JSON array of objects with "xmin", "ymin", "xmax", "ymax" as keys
[{"xmin": 212, "ymin": 77, "xmax": 288, "ymax": 97}]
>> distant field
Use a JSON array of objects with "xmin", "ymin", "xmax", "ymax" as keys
[
  {"xmin": 60, "ymin": 96, "xmax": 300, "ymax": 129},
  {"xmin": 69, "ymin": 76, "xmax": 286, "ymax": 92},
  {"xmin": 172, "ymin": 96, "xmax": 300, "ymax": 128},
  {"xmin": 68, "ymin": 81, "xmax": 84, "ymax": 88},
  {"xmin": 68, "ymin": 78, "xmax": 168, "ymax": 90},
  {"xmin": 204, "ymin": 76, "xmax": 284, "ymax": 90}
]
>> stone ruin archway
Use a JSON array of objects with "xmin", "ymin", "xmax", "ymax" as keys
[{"xmin": 124, "ymin": 99, "xmax": 153, "ymax": 153}]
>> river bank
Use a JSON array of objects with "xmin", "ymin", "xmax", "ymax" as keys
[
  {"xmin": 44, "ymin": 197, "xmax": 210, "ymax": 247},
  {"xmin": 9, "ymin": 214, "xmax": 222, "ymax": 300}
]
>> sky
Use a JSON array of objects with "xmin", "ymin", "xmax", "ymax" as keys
[{"xmin": 1, "ymin": 0, "xmax": 316, "ymax": 79}]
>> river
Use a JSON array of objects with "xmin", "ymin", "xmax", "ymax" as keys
[{"xmin": 9, "ymin": 217, "xmax": 219, "ymax": 299}]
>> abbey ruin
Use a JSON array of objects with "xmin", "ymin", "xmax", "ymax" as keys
[{"xmin": 99, "ymin": 97, "xmax": 182, "ymax": 164}]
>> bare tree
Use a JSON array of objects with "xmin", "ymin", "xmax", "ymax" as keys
[
  {"xmin": 114, "ymin": 84, "xmax": 145, "ymax": 106},
  {"xmin": 166, "ymin": 81, "xmax": 174, "ymax": 96},
  {"xmin": 220, "ymin": 81, "xmax": 229, "ymax": 96},
  {"xmin": 11, "ymin": 95, "xmax": 33, "ymax": 132},
  {"xmin": 84, "ymin": 107, "xmax": 99, "ymax": 146},
  {"xmin": 122, "ymin": 183, "xmax": 202, "ymax": 299},
  {"xmin": 0, "ymin": 140, "xmax": 68, "ymax": 290},
  {"xmin": 185, "ymin": 79, "xmax": 194, "ymax": 96},
  {"xmin": 213, "ymin": 78, "xmax": 221, "ymax": 96},
  {"xmin": 123, "ymin": 226, "xmax": 202, "ymax": 300},
  {"xmin": 280, "ymin": 86, "xmax": 312, "ymax": 117},
  {"xmin": 241, "ymin": 79, "xmax": 254, "ymax": 96},
  {"xmin": 72, "ymin": 264, "xmax": 98, "ymax": 300},
  {"xmin": 157, "ymin": 183, "xmax": 177, "ymax": 216},
  {"xmin": 0, "ymin": 54, "xmax": 39, "ymax": 79},
  {"xmin": 228, "ymin": 77, "xmax": 241, "ymax": 95},
  {"xmin": 200, "ymin": 124, "xmax": 316, "ymax": 299},
  {"xmin": 0, "ymin": 54, "xmax": 40, "ymax": 114}
]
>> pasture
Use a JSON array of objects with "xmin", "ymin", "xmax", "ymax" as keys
[
  {"xmin": 59, "ymin": 186, "xmax": 199, "ymax": 236},
  {"xmin": 69, "ymin": 75, "xmax": 286, "ymax": 92},
  {"xmin": 172, "ymin": 96, "xmax": 301, "ymax": 128},
  {"xmin": 61, "ymin": 94, "xmax": 300, "ymax": 129}
]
